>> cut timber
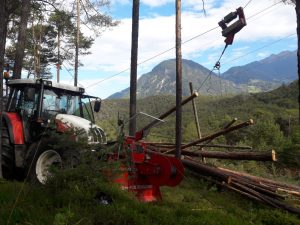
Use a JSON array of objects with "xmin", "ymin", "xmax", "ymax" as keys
[
  {"xmin": 181, "ymin": 159, "xmax": 231, "ymax": 184},
  {"xmin": 179, "ymin": 149, "xmax": 276, "ymax": 161},
  {"xmin": 180, "ymin": 119, "xmax": 254, "ymax": 150},
  {"xmin": 232, "ymin": 178, "xmax": 285, "ymax": 199},
  {"xmin": 147, "ymin": 143, "xmax": 252, "ymax": 150},
  {"xmin": 191, "ymin": 172, "xmax": 263, "ymax": 203},
  {"xmin": 223, "ymin": 118, "xmax": 238, "ymax": 129},
  {"xmin": 277, "ymin": 188, "xmax": 300, "ymax": 197},
  {"xmin": 218, "ymin": 167, "xmax": 300, "ymax": 191},
  {"xmin": 140, "ymin": 92, "xmax": 198, "ymax": 132}
]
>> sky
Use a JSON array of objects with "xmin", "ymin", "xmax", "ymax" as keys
[{"xmin": 57, "ymin": 0, "xmax": 297, "ymax": 99}]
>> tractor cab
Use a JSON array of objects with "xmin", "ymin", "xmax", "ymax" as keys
[{"xmin": 6, "ymin": 79, "xmax": 100, "ymax": 124}]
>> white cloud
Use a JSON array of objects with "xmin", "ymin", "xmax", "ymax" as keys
[
  {"xmin": 77, "ymin": 0, "xmax": 296, "ymax": 96},
  {"xmin": 60, "ymin": 74, "xmax": 131, "ymax": 98},
  {"xmin": 257, "ymin": 51, "xmax": 270, "ymax": 58},
  {"xmin": 141, "ymin": 0, "xmax": 173, "ymax": 8},
  {"xmin": 111, "ymin": 0, "xmax": 130, "ymax": 5}
]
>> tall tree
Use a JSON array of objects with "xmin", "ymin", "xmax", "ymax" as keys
[
  {"xmin": 0, "ymin": 0, "xmax": 5, "ymax": 179},
  {"xmin": 129, "ymin": 0, "xmax": 140, "ymax": 136},
  {"xmin": 49, "ymin": 10, "xmax": 75, "ymax": 82},
  {"xmin": 284, "ymin": 1, "xmax": 299, "ymax": 123},
  {"xmin": 72, "ymin": 0, "xmax": 119, "ymax": 86},
  {"xmin": 13, "ymin": 0, "xmax": 31, "ymax": 79},
  {"xmin": 296, "ymin": 1, "xmax": 300, "ymax": 124}
]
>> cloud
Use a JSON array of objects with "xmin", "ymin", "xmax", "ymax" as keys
[
  {"xmin": 76, "ymin": 0, "xmax": 296, "ymax": 96},
  {"xmin": 141, "ymin": 0, "xmax": 173, "ymax": 8},
  {"xmin": 60, "ymin": 74, "xmax": 131, "ymax": 98},
  {"xmin": 111, "ymin": 0, "xmax": 130, "ymax": 5}
]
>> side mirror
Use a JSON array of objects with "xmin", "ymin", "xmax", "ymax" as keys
[
  {"xmin": 94, "ymin": 99, "xmax": 101, "ymax": 112},
  {"xmin": 24, "ymin": 87, "xmax": 35, "ymax": 101}
]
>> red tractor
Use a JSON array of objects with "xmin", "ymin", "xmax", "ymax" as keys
[{"xmin": 1, "ymin": 78, "xmax": 106, "ymax": 183}]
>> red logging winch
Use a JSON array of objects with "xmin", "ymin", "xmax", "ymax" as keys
[{"xmin": 113, "ymin": 136, "xmax": 184, "ymax": 202}]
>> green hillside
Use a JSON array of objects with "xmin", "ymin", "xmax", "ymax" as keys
[{"xmin": 97, "ymin": 81, "xmax": 298, "ymax": 143}]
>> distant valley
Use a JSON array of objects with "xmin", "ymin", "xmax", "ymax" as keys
[{"xmin": 108, "ymin": 50, "xmax": 297, "ymax": 99}]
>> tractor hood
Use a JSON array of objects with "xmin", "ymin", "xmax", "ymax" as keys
[{"xmin": 55, "ymin": 114, "xmax": 106, "ymax": 144}]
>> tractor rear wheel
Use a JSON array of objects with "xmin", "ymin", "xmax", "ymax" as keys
[
  {"xmin": 25, "ymin": 138, "xmax": 80, "ymax": 184},
  {"xmin": 1, "ymin": 120, "xmax": 15, "ymax": 179}
]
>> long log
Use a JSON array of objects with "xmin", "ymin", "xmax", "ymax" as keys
[
  {"xmin": 181, "ymin": 159, "xmax": 231, "ymax": 184},
  {"xmin": 233, "ymin": 182, "xmax": 300, "ymax": 216},
  {"xmin": 179, "ymin": 149, "xmax": 276, "ymax": 161},
  {"xmin": 277, "ymin": 188, "xmax": 300, "ymax": 197},
  {"xmin": 223, "ymin": 118, "xmax": 238, "ymax": 129},
  {"xmin": 140, "ymin": 92, "xmax": 198, "ymax": 132},
  {"xmin": 231, "ymin": 181, "xmax": 281, "ymax": 208},
  {"xmin": 166, "ymin": 119, "xmax": 254, "ymax": 153},
  {"xmin": 233, "ymin": 178, "xmax": 285, "ymax": 199},
  {"xmin": 218, "ymin": 167, "xmax": 300, "ymax": 191},
  {"xmin": 147, "ymin": 143, "xmax": 252, "ymax": 150},
  {"xmin": 191, "ymin": 172, "xmax": 263, "ymax": 203}
]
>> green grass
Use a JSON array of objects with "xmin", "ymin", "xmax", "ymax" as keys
[{"xmin": 1, "ymin": 164, "xmax": 299, "ymax": 225}]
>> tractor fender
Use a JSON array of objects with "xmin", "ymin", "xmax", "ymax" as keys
[{"xmin": 2, "ymin": 112, "xmax": 25, "ymax": 145}]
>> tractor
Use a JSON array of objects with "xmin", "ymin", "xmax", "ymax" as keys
[{"xmin": 1, "ymin": 78, "xmax": 106, "ymax": 183}]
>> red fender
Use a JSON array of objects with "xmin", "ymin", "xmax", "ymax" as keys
[{"xmin": 4, "ymin": 112, "xmax": 25, "ymax": 145}]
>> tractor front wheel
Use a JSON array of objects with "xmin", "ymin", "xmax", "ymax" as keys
[{"xmin": 26, "ymin": 138, "xmax": 80, "ymax": 184}]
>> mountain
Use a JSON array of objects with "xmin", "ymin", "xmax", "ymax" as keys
[
  {"xmin": 109, "ymin": 59, "xmax": 243, "ymax": 99},
  {"xmin": 109, "ymin": 50, "xmax": 297, "ymax": 99},
  {"xmin": 222, "ymin": 50, "xmax": 297, "ymax": 92}
]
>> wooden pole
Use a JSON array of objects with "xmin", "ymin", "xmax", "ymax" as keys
[
  {"xmin": 0, "ymin": 0, "xmax": 4, "ymax": 178},
  {"xmin": 179, "ymin": 149, "xmax": 276, "ymax": 161},
  {"xmin": 146, "ymin": 142, "xmax": 252, "ymax": 150},
  {"xmin": 178, "ymin": 119, "xmax": 254, "ymax": 151},
  {"xmin": 57, "ymin": 31, "xmax": 61, "ymax": 83},
  {"xmin": 140, "ymin": 92, "xmax": 198, "ymax": 134},
  {"xmin": 175, "ymin": 0, "xmax": 182, "ymax": 159},
  {"xmin": 223, "ymin": 118, "xmax": 237, "ymax": 129},
  {"xmin": 189, "ymin": 82, "xmax": 202, "ymax": 138},
  {"xmin": 129, "ymin": 0, "xmax": 140, "ymax": 136},
  {"xmin": 217, "ymin": 167, "xmax": 300, "ymax": 191},
  {"xmin": 182, "ymin": 159, "xmax": 231, "ymax": 183},
  {"xmin": 296, "ymin": 1, "xmax": 300, "ymax": 124},
  {"xmin": 189, "ymin": 82, "xmax": 205, "ymax": 163}
]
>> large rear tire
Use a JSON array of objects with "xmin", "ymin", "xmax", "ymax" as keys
[
  {"xmin": 1, "ymin": 120, "xmax": 15, "ymax": 179},
  {"xmin": 25, "ymin": 137, "xmax": 80, "ymax": 184}
]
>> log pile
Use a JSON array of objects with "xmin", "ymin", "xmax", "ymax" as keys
[{"xmin": 181, "ymin": 157, "xmax": 300, "ymax": 216}]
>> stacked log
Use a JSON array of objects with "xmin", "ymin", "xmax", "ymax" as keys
[{"xmin": 182, "ymin": 158, "xmax": 300, "ymax": 216}]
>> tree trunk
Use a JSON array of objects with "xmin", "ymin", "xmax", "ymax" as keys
[
  {"xmin": 0, "ymin": 0, "xmax": 7, "ymax": 178},
  {"xmin": 74, "ymin": 0, "xmax": 80, "ymax": 86},
  {"xmin": 129, "ymin": 0, "xmax": 140, "ymax": 136},
  {"xmin": 175, "ymin": 0, "xmax": 182, "ymax": 159},
  {"xmin": 57, "ymin": 31, "xmax": 61, "ymax": 83},
  {"xmin": 182, "ymin": 159, "xmax": 231, "ymax": 183},
  {"xmin": 296, "ymin": 1, "xmax": 300, "ymax": 124},
  {"xmin": 139, "ymin": 92, "xmax": 198, "ymax": 133},
  {"xmin": 13, "ymin": 0, "xmax": 31, "ymax": 79},
  {"xmin": 179, "ymin": 119, "xmax": 254, "ymax": 151},
  {"xmin": 179, "ymin": 149, "xmax": 276, "ymax": 161}
]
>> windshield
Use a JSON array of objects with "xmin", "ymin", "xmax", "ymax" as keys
[
  {"xmin": 8, "ymin": 85, "xmax": 94, "ymax": 122},
  {"xmin": 43, "ymin": 89, "xmax": 80, "ymax": 115}
]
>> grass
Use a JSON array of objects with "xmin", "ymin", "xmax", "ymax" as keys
[{"xmin": 1, "ymin": 162, "xmax": 300, "ymax": 225}]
